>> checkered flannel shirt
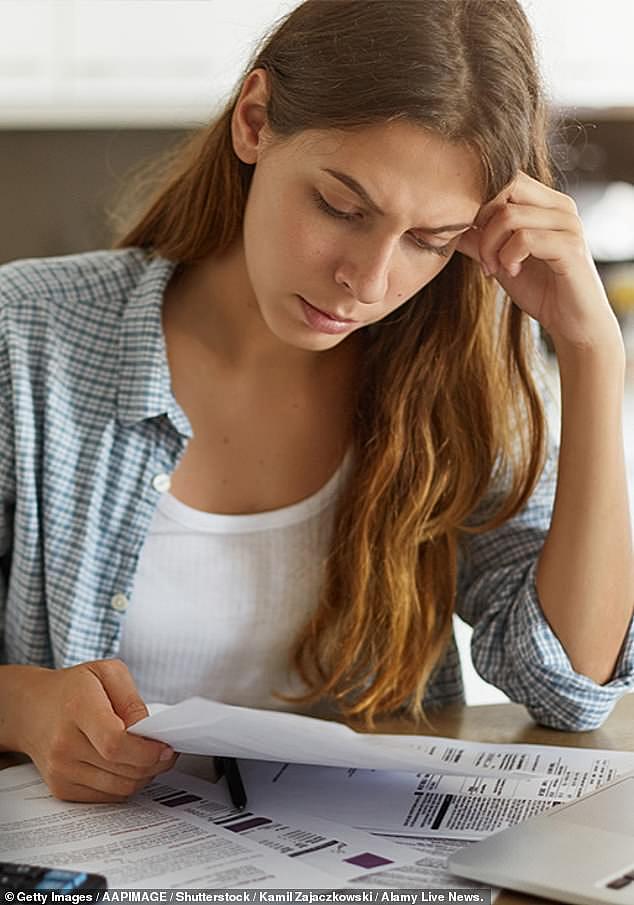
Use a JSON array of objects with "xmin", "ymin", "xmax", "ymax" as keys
[{"xmin": 1, "ymin": 248, "xmax": 633, "ymax": 730}]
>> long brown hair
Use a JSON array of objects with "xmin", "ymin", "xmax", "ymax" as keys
[{"xmin": 113, "ymin": 0, "xmax": 552, "ymax": 723}]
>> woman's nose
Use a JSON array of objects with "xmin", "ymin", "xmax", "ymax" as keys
[{"xmin": 334, "ymin": 237, "xmax": 394, "ymax": 305}]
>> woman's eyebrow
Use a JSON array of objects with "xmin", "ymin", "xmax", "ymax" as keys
[{"xmin": 320, "ymin": 167, "xmax": 475, "ymax": 234}]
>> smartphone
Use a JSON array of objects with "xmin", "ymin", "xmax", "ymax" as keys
[{"xmin": 0, "ymin": 861, "xmax": 107, "ymax": 891}]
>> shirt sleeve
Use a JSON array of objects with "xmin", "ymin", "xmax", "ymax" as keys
[
  {"xmin": 455, "ymin": 425, "xmax": 634, "ymax": 732},
  {"xmin": 0, "ymin": 304, "xmax": 16, "ymax": 663}
]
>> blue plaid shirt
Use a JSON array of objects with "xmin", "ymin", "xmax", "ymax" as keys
[{"xmin": 1, "ymin": 248, "xmax": 633, "ymax": 730}]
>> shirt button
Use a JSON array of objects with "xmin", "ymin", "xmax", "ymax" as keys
[
  {"xmin": 152, "ymin": 473, "xmax": 171, "ymax": 493},
  {"xmin": 110, "ymin": 593, "xmax": 129, "ymax": 613}
]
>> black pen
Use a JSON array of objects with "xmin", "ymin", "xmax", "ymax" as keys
[{"xmin": 215, "ymin": 756, "xmax": 247, "ymax": 810}]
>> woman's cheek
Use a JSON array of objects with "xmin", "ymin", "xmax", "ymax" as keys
[
  {"xmin": 291, "ymin": 218, "xmax": 335, "ymax": 268},
  {"xmin": 414, "ymin": 254, "xmax": 451, "ymax": 291}
]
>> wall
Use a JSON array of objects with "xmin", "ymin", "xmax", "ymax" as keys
[{"xmin": 0, "ymin": 129, "xmax": 184, "ymax": 264}]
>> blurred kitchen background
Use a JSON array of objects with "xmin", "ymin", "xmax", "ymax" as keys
[{"xmin": 1, "ymin": 0, "xmax": 633, "ymax": 704}]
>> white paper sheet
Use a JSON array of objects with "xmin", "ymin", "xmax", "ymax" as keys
[
  {"xmin": 0, "ymin": 764, "xmax": 448, "ymax": 889},
  {"xmin": 145, "ymin": 767, "xmax": 497, "ymax": 893},
  {"xmin": 130, "ymin": 698, "xmax": 551, "ymax": 778},
  {"xmin": 0, "ymin": 764, "xmax": 338, "ymax": 888},
  {"xmin": 144, "ymin": 769, "xmax": 426, "ymax": 883},
  {"xmin": 236, "ymin": 744, "xmax": 634, "ymax": 840}
]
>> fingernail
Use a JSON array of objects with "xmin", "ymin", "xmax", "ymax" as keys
[
  {"xmin": 507, "ymin": 262, "xmax": 521, "ymax": 277},
  {"xmin": 160, "ymin": 746, "xmax": 175, "ymax": 761},
  {"xmin": 481, "ymin": 261, "xmax": 491, "ymax": 277}
]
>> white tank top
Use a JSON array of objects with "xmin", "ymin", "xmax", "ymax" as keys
[{"xmin": 119, "ymin": 453, "xmax": 351, "ymax": 712}]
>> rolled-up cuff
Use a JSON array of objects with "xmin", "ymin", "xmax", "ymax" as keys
[{"xmin": 472, "ymin": 559, "xmax": 634, "ymax": 731}]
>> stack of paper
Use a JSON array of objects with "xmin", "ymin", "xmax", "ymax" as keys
[{"xmin": 2, "ymin": 697, "xmax": 634, "ymax": 893}]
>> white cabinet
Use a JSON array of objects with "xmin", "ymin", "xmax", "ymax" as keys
[
  {"xmin": 524, "ymin": 0, "xmax": 634, "ymax": 109},
  {"xmin": 0, "ymin": 0, "xmax": 632, "ymax": 128},
  {"xmin": 0, "ymin": 0, "xmax": 294, "ymax": 127}
]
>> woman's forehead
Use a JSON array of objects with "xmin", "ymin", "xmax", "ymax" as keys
[{"xmin": 286, "ymin": 122, "xmax": 485, "ymax": 226}]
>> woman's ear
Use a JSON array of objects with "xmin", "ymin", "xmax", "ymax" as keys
[{"xmin": 231, "ymin": 68, "xmax": 272, "ymax": 165}]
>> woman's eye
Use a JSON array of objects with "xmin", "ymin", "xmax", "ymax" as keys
[
  {"xmin": 313, "ymin": 191, "xmax": 358, "ymax": 221},
  {"xmin": 314, "ymin": 189, "xmax": 452, "ymax": 258},
  {"xmin": 409, "ymin": 235, "xmax": 452, "ymax": 258}
]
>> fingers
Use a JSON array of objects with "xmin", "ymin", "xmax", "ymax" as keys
[
  {"xmin": 73, "ymin": 755, "xmax": 178, "ymax": 800},
  {"xmin": 52, "ymin": 762, "xmax": 150, "ymax": 801},
  {"xmin": 38, "ymin": 717, "xmax": 179, "ymax": 803},
  {"xmin": 478, "ymin": 204, "xmax": 581, "ymax": 277},
  {"xmin": 478, "ymin": 171, "xmax": 576, "ymax": 228},
  {"xmin": 45, "ymin": 765, "xmax": 146, "ymax": 803},
  {"xmin": 86, "ymin": 658, "xmax": 149, "ymax": 728},
  {"xmin": 26, "ymin": 660, "xmax": 177, "ymax": 803},
  {"xmin": 78, "ymin": 660, "xmax": 172, "ymax": 769},
  {"xmin": 496, "ymin": 228, "xmax": 588, "ymax": 280},
  {"xmin": 465, "ymin": 169, "xmax": 584, "ymax": 280},
  {"xmin": 506, "ymin": 172, "xmax": 578, "ymax": 213},
  {"xmin": 46, "ymin": 781, "xmax": 131, "ymax": 804},
  {"xmin": 72, "ymin": 728, "xmax": 179, "ymax": 781}
]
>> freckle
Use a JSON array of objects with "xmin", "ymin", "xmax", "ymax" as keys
[
  {"xmin": 258, "ymin": 459, "xmax": 265, "ymax": 466},
  {"xmin": 222, "ymin": 478, "xmax": 228, "ymax": 485},
  {"xmin": 223, "ymin": 436, "xmax": 230, "ymax": 445}
]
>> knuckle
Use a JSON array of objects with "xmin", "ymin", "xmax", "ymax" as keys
[
  {"xmin": 100, "ymin": 734, "xmax": 123, "ymax": 762},
  {"xmin": 102, "ymin": 657, "xmax": 125, "ymax": 675},
  {"xmin": 570, "ymin": 212, "xmax": 584, "ymax": 233},
  {"xmin": 478, "ymin": 240, "xmax": 492, "ymax": 261},
  {"xmin": 514, "ymin": 227, "xmax": 531, "ymax": 247},
  {"xmin": 76, "ymin": 659, "xmax": 107, "ymax": 685},
  {"xmin": 498, "ymin": 206, "xmax": 517, "ymax": 229},
  {"xmin": 561, "ymin": 193, "xmax": 578, "ymax": 214},
  {"xmin": 91, "ymin": 657, "xmax": 126, "ymax": 684},
  {"xmin": 48, "ymin": 732, "xmax": 70, "ymax": 764}
]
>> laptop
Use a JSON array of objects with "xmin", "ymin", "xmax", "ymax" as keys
[{"xmin": 449, "ymin": 770, "xmax": 634, "ymax": 905}]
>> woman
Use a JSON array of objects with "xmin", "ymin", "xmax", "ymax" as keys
[{"xmin": 0, "ymin": 0, "xmax": 632, "ymax": 803}]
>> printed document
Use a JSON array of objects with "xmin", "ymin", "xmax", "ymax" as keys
[
  {"xmin": 181, "ymin": 765, "xmax": 498, "ymax": 896},
  {"xmin": 131, "ymin": 698, "xmax": 551, "ymax": 778},
  {"xmin": 0, "ymin": 763, "xmax": 461, "ymax": 889},
  {"xmin": 236, "ymin": 744, "xmax": 634, "ymax": 839}
]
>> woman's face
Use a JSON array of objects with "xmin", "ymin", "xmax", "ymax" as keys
[{"xmin": 241, "ymin": 119, "xmax": 483, "ymax": 352}]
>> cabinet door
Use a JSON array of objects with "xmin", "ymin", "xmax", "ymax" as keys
[
  {"xmin": 525, "ymin": 0, "xmax": 634, "ymax": 109},
  {"xmin": 0, "ymin": 0, "xmax": 293, "ymax": 127}
]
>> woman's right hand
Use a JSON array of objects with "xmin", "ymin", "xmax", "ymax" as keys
[{"xmin": 19, "ymin": 659, "xmax": 177, "ymax": 802}]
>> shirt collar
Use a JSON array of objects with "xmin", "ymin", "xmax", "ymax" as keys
[{"xmin": 117, "ymin": 252, "xmax": 192, "ymax": 437}]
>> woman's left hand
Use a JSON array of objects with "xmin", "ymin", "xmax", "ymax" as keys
[{"xmin": 456, "ymin": 171, "xmax": 622, "ymax": 353}]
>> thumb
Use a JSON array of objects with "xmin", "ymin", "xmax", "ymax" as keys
[{"xmin": 87, "ymin": 659, "xmax": 149, "ymax": 728}]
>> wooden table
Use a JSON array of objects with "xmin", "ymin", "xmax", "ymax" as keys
[{"xmin": 4, "ymin": 696, "xmax": 634, "ymax": 902}]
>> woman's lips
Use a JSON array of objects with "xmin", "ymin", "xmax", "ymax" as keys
[{"xmin": 297, "ymin": 296, "xmax": 358, "ymax": 335}]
